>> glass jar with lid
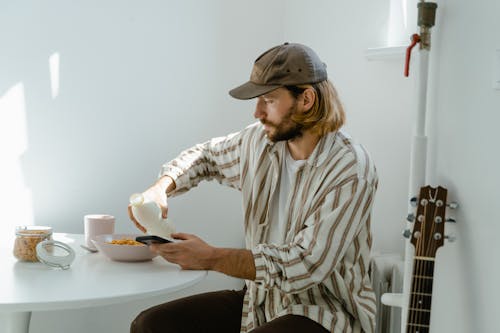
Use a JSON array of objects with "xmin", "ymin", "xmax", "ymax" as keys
[{"xmin": 13, "ymin": 226, "xmax": 53, "ymax": 262}]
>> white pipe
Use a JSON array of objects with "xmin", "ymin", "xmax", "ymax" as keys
[
  {"xmin": 381, "ymin": 292, "xmax": 404, "ymax": 308},
  {"xmin": 415, "ymin": 50, "xmax": 429, "ymax": 138},
  {"xmin": 379, "ymin": 48, "xmax": 431, "ymax": 332},
  {"xmin": 400, "ymin": 48, "xmax": 430, "ymax": 333}
]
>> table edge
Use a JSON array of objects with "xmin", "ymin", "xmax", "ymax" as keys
[{"xmin": 0, "ymin": 270, "xmax": 207, "ymax": 313}]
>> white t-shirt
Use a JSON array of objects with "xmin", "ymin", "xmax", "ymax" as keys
[{"xmin": 267, "ymin": 146, "xmax": 306, "ymax": 244}]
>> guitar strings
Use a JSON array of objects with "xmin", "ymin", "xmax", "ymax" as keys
[
  {"xmin": 410, "ymin": 188, "xmax": 437, "ymax": 333},
  {"xmin": 424, "ymin": 188, "xmax": 442, "ymax": 332},
  {"xmin": 422, "ymin": 188, "xmax": 439, "ymax": 332},
  {"xmin": 409, "ymin": 187, "xmax": 442, "ymax": 333},
  {"xmin": 409, "ymin": 200, "xmax": 426, "ymax": 333},
  {"xmin": 416, "ymin": 200, "xmax": 426, "ymax": 333},
  {"xmin": 422, "ymin": 191, "xmax": 437, "ymax": 332},
  {"xmin": 427, "ymin": 187, "xmax": 439, "ymax": 258}
]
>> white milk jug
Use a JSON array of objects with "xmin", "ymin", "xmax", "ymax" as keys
[{"xmin": 129, "ymin": 193, "xmax": 175, "ymax": 238}]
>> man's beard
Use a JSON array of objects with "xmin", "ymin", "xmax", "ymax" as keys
[{"xmin": 262, "ymin": 103, "xmax": 304, "ymax": 142}]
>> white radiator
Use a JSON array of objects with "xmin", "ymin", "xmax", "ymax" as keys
[{"xmin": 370, "ymin": 253, "xmax": 404, "ymax": 333}]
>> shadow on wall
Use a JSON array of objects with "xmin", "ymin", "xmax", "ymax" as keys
[
  {"xmin": 1, "ymin": 2, "xmax": 263, "ymax": 333},
  {"xmin": 0, "ymin": 83, "xmax": 34, "ymax": 242},
  {"xmin": 1, "ymin": 3, "xmax": 225, "ymax": 235},
  {"xmin": 1, "ymin": 4, "xmax": 151, "ymax": 233}
]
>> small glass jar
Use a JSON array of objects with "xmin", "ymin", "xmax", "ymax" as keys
[{"xmin": 13, "ymin": 226, "xmax": 53, "ymax": 262}]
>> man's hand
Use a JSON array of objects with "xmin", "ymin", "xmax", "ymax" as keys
[
  {"xmin": 150, "ymin": 233, "xmax": 216, "ymax": 270},
  {"xmin": 150, "ymin": 233, "xmax": 256, "ymax": 280},
  {"xmin": 127, "ymin": 176, "xmax": 176, "ymax": 232}
]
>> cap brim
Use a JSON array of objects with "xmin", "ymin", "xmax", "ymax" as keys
[{"xmin": 229, "ymin": 81, "xmax": 281, "ymax": 100}]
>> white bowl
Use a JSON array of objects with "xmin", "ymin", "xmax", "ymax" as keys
[{"xmin": 91, "ymin": 234, "xmax": 157, "ymax": 262}]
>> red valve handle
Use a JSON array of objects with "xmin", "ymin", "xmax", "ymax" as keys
[{"xmin": 404, "ymin": 34, "xmax": 421, "ymax": 77}]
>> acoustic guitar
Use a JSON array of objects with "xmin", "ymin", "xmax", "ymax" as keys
[{"xmin": 405, "ymin": 185, "xmax": 455, "ymax": 333}]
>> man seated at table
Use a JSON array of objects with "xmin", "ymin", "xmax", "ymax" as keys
[{"xmin": 128, "ymin": 42, "xmax": 378, "ymax": 333}]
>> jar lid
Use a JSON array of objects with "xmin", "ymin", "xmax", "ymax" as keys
[
  {"xmin": 36, "ymin": 240, "xmax": 75, "ymax": 270},
  {"xmin": 16, "ymin": 225, "xmax": 53, "ymax": 237}
]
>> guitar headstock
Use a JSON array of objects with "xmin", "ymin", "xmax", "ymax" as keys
[{"xmin": 410, "ymin": 185, "xmax": 448, "ymax": 258}]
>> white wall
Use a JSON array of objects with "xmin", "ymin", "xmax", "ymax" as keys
[
  {"xmin": 427, "ymin": 1, "xmax": 500, "ymax": 332},
  {"xmin": 283, "ymin": 0, "xmax": 416, "ymax": 256},
  {"xmin": 283, "ymin": 0, "xmax": 500, "ymax": 332},
  {"xmin": 1, "ymin": 1, "xmax": 285, "ymax": 332},
  {"xmin": 2, "ymin": 0, "xmax": 498, "ymax": 332}
]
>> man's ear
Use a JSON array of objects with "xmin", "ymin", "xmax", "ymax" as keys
[{"xmin": 301, "ymin": 88, "xmax": 316, "ymax": 111}]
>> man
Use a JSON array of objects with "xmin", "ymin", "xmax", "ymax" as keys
[{"xmin": 129, "ymin": 42, "xmax": 378, "ymax": 333}]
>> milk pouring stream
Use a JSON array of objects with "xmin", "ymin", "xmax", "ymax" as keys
[{"xmin": 129, "ymin": 193, "xmax": 175, "ymax": 238}]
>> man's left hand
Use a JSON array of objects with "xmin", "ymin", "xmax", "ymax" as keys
[
  {"xmin": 150, "ymin": 233, "xmax": 216, "ymax": 270},
  {"xmin": 151, "ymin": 232, "xmax": 256, "ymax": 280}
]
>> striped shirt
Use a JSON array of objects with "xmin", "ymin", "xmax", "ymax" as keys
[{"xmin": 161, "ymin": 122, "xmax": 378, "ymax": 333}]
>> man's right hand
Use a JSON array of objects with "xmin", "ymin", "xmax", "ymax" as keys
[{"xmin": 127, "ymin": 176, "xmax": 176, "ymax": 233}]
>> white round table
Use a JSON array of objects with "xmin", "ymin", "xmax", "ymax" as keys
[{"xmin": 0, "ymin": 233, "xmax": 207, "ymax": 333}]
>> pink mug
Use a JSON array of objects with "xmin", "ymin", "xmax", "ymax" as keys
[{"xmin": 84, "ymin": 214, "xmax": 115, "ymax": 250}]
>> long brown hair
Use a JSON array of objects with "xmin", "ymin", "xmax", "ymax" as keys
[{"xmin": 285, "ymin": 80, "xmax": 345, "ymax": 136}]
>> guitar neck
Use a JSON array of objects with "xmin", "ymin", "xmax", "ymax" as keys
[{"xmin": 406, "ymin": 257, "xmax": 435, "ymax": 333}]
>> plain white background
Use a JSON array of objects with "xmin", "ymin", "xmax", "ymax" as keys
[{"xmin": 0, "ymin": 0, "xmax": 499, "ymax": 332}]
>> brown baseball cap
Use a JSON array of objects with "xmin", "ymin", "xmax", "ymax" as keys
[{"xmin": 229, "ymin": 43, "xmax": 327, "ymax": 100}]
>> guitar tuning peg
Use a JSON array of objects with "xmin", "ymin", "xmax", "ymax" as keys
[
  {"xmin": 403, "ymin": 229, "xmax": 412, "ymax": 239},
  {"xmin": 446, "ymin": 218, "xmax": 456, "ymax": 223},
  {"xmin": 406, "ymin": 213, "xmax": 415, "ymax": 222},
  {"xmin": 447, "ymin": 201, "xmax": 459, "ymax": 209},
  {"xmin": 409, "ymin": 197, "xmax": 418, "ymax": 207},
  {"xmin": 445, "ymin": 234, "xmax": 456, "ymax": 242}
]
